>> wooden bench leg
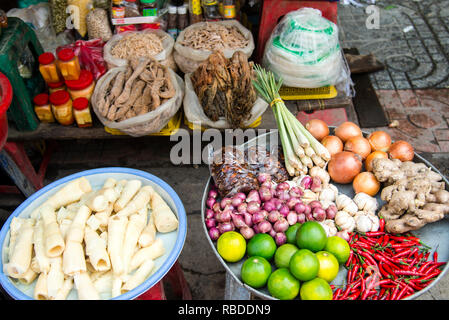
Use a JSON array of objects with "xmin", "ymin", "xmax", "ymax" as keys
[{"xmin": 224, "ymin": 272, "xmax": 251, "ymax": 300}]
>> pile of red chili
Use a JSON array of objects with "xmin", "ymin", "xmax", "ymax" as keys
[{"xmin": 332, "ymin": 221, "xmax": 446, "ymax": 300}]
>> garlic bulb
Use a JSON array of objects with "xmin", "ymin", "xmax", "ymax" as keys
[
  {"xmin": 354, "ymin": 212, "xmax": 373, "ymax": 233},
  {"xmin": 367, "ymin": 212, "xmax": 380, "ymax": 232},
  {"xmin": 335, "ymin": 210, "xmax": 355, "ymax": 232},
  {"xmin": 309, "ymin": 166, "xmax": 330, "ymax": 186},
  {"xmin": 318, "ymin": 219, "xmax": 338, "ymax": 237},
  {"xmin": 302, "ymin": 189, "xmax": 318, "ymax": 203},
  {"xmin": 353, "ymin": 193, "xmax": 378, "ymax": 213},
  {"xmin": 319, "ymin": 184, "xmax": 338, "ymax": 202},
  {"xmin": 336, "ymin": 194, "xmax": 358, "ymax": 216},
  {"xmin": 320, "ymin": 200, "xmax": 335, "ymax": 210}
]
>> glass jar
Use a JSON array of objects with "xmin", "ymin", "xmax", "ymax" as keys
[
  {"xmin": 167, "ymin": 5, "xmax": 178, "ymax": 38},
  {"xmin": 222, "ymin": 0, "xmax": 236, "ymax": 19},
  {"xmin": 57, "ymin": 48, "xmax": 81, "ymax": 81},
  {"xmin": 140, "ymin": 0, "xmax": 158, "ymax": 17},
  {"xmin": 65, "ymin": 69, "xmax": 95, "ymax": 101},
  {"xmin": 177, "ymin": 4, "xmax": 189, "ymax": 31},
  {"xmin": 38, "ymin": 52, "xmax": 62, "ymax": 84},
  {"xmin": 47, "ymin": 80, "xmax": 66, "ymax": 94},
  {"xmin": 124, "ymin": 0, "xmax": 141, "ymax": 17},
  {"xmin": 49, "ymin": 90, "xmax": 74, "ymax": 126},
  {"xmin": 72, "ymin": 97, "xmax": 93, "ymax": 128},
  {"xmin": 33, "ymin": 93, "xmax": 55, "ymax": 123}
]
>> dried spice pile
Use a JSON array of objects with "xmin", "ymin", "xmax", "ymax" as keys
[
  {"xmin": 96, "ymin": 58, "xmax": 175, "ymax": 122},
  {"xmin": 180, "ymin": 23, "xmax": 249, "ymax": 51},
  {"xmin": 191, "ymin": 51, "xmax": 257, "ymax": 128}
]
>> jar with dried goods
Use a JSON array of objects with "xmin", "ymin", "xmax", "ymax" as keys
[
  {"xmin": 38, "ymin": 52, "xmax": 62, "ymax": 84},
  {"xmin": 167, "ymin": 5, "xmax": 178, "ymax": 38},
  {"xmin": 65, "ymin": 69, "xmax": 95, "ymax": 101},
  {"xmin": 86, "ymin": 8, "xmax": 113, "ymax": 41},
  {"xmin": 222, "ymin": 0, "xmax": 236, "ymax": 19},
  {"xmin": 73, "ymin": 97, "xmax": 93, "ymax": 128},
  {"xmin": 124, "ymin": 0, "xmax": 141, "ymax": 17},
  {"xmin": 33, "ymin": 93, "xmax": 55, "ymax": 123},
  {"xmin": 57, "ymin": 48, "xmax": 81, "ymax": 81},
  {"xmin": 112, "ymin": 0, "xmax": 126, "ymax": 19},
  {"xmin": 49, "ymin": 90, "xmax": 74, "ymax": 125},
  {"xmin": 47, "ymin": 80, "xmax": 66, "ymax": 94},
  {"xmin": 177, "ymin": 4, "xmax": 188, "ymax": 31}
]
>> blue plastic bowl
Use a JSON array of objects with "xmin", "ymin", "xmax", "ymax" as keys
[{"xmin": 0, "ymin": 167, "xmax": 187, "ymax": 300}]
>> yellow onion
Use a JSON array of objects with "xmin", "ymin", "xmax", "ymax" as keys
[
  {"xmin": 344, "ymin": 136, "xmax": 372, "ymax": 160},
  {"xmin": 365, "ymin": 151, "xmax": 388, "ymax": 172},
  {"xmin": 321, "ymin": 135, "xmax": 344, "ymax": 157},
  {"xmin": 389, "ymin": 140, "xmax": 414, "ymax": 162},
  {"xmin": 353, "ymin": 172, "xmax": 380, "ymax": 196},
  {"xmin": 328, "ymin": 151, "xmax": 363, "ymax": 184},
  {"xmin": 368, "ymin": 131, "xmax": 392, "ymax": 152},
  {"xmin": 335, "ymin": 122, "xmax": 362, "ymax": 143},
  {"xmin": 305, "ymin": 119, "xmax": 329, "ymax": 141}
]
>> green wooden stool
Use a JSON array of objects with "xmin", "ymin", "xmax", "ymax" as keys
[{"xmin": 0, "ymin": 17, "xmax": 45, "ymax": 131}]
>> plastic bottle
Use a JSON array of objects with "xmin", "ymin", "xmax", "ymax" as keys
[
  {"xmin": 167, "ymin": 4, "xmax": 178, "ymax": 38},
  {"xmin": 177, "ymin": 4, "xmax": 189, "ymax": 31},
  {"xmin": 38, "ymin": 52, "xmax": 63, "ymax": 84},
  {"xmin": 73, "ymin": 97, "xmax": 93, "ymax": 128},
  {"xmin": 33, "ymin": 93, "xmax": 55, "ymax": 123},
  {"xmin": 189, "ymin": 0, "xmax": 203, "ymax": 24},
  {"xmin": 111, "ymin": 0, "xmax": 126, "ymax": 19},
  {"xmin": 57, "ymin": 48, "xmax": 81, "ymax": 81},
  {"xmin": 202, "ymin": 0, "xmax": 221, "ymax": 20},
  {"xmin": 49, "ymin": 90, "xmax": 74, "ymax": 126}
]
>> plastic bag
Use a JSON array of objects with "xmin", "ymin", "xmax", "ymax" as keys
[
  {"xmin": 86, "ymin": 8, "xmax": 113, "ymax": 41},
  {"xmin": 67, "ymin": 0, "xmax": 90, "ymax": 37},
  {"xmin": 183, "ymin": 73, "xmax": 268, "ymax": 129},
  {"xmin": 7, "ymin": 2, "xmax": 75, "ymax": 53},
  {"xmin": 57, "ymin": 39, "xmax": 108, "ymax": 80},
  {"xmin": 91, "ymin": 67, "xmax": 184, "ymax": 137},
  {"xmin": 174, "ymin": 20, "xmax": 255, "ymax": 74},
  {"xmin": 209, "ymin": 145, "xmax": 290, "ymax": 198},
  {"xmin": 103, "ymin": 29, "xmax": 176, "ymax": 71},
  {"xmin": 262, "ymin": 8, "xmax": 353, "ymax": 96}
]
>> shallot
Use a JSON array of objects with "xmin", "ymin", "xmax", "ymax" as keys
[
  {"xmin": 263, "ymin": 200, "xmax": 276, "ymax": 212},
  {"xmin": 300, "ymin": 176, "xmax": 313, "ymax": 189},
  {"xmin": 286, "ymin": 197, "xmax": 300, "ymax": 210},
  {"xmin": 231, "ymin": 213, "xmax": 247, "ymax": 229},
  {"xmin": 268, "ymin": 210, "xmax": 281, "ymax": 223},
  {"xmin": 257, "ymin": 173, "xmax": 271, "ymax": 184},
  {"xmin": 237, "ymin": 202, "xmax": 248, "ymax": 213},
  {"xmin": 275, "ymin": 232, "xmax": 287, "ymax": 246},
  {"xmin": 258, "ymin": 220, "xmax": 272, "ymax": 233},
  {"xmin": 205, "ymin": 218, "xmax": 216, "ymax": 229},
  {"xmin": 207, "ymin": 197, "xmax": 216, "ymax": 209},
  {"xmin": 216, "ymin": 210, "xmax": 231, "ymax": 223},
  {"xmin": 286, "ymin": 211, "xmax": 298, "ymax": 225},
  {"xmin": 243, "ymin": 213, "xmax": 253, "ymax": 227},
  {"xmin": 294, "ymin": 202, "xmax": 306, "ymax": 214},
  {"xmin": 273, "ymin": 217, "xmax": 289, "ymax": 233},
  {"xmin": 310, "ymin": 177, "xmax": 322, "ymax": 193},
  {"xmin": 326, "ymin": 204, "xmax": 338, "ymax": 219},
  {"xmin": 206, "ymin": 209, "xmax": 214, "ymax": 219},
  {"xmin": 247, "ymin": 201, "xmax": 260, "ymax": 214},
  {"xmin": 231, "ymin": 196, "xmax": 244, "ymax": 207},
  {"xmin": 240, "ymin": 226, "xmax": 255, "ymax": 240},
  {"xmin": 218, "ymin": 222, "xmax": 234, "ymax": 234},
  {"xmin": 259, "ymin": 186, "xmax": 272, "ymax": 202},
  {"xmin": 220, "ymin": 198, "xmax": 232, "ymax": 209},
  {"xmin": 246, "ymin": 190, "xmax": 261, "ymax": 204},
  {"xmin": 209, "ymin": 227, "xmax": 220, "ymax": 240},
  {"xmin": 297, "ymin": 213, "xmax": 306, "ymax": 224},
  {"xmin": 252, "ymin": 212, "xmax": 265, "ymax": 224},
  {"xmin": 208, "ymin": 189, "xmax": 218, "ymax": 199},
  {"xmin": 279, "ymin": 205, "xmax": 290, "ymax": 217},
  {"xmin": 289, "ymin": 186, "xmax": 303, "ymax": 198},
  {"xmin": 312, "ymin": 207, "xmax": 326, "ymax": 222}
]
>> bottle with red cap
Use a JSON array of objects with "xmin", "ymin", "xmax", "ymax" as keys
[
  {"xmin": 38, "ymin": 52, "xmax": 63, "ymax": 84},
  {"xmin": 49, "ymin": 90, "xmax": 74, "ymax": 126},
  {"xmin": 65, "ymin": 70, "xmax": 96, "ymax": 101},
  {"xmin": 57, "ymin": 48, "xmax": 81, "ymax": 81},
  {"xmin": 33, "ymin": 93, "xmax": 55, "ymax": 123},
  {"xmin": 47, "ymin": 80, "xmax": 66, "ymax": 94},
  {"xmin": 72, "ymin": 97, "xmax": 93, "ymax": 128}
]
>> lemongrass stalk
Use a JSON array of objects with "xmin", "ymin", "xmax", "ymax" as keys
[
  {"xmin": 300, "ymin": 155, "xmax": 313, "ymax": 169},
  {"xmin": 312, "ymin": 154, "xmax": 325, "ymax": 167},
  {"xmin": 272, "ymin": 101, "xmax": 295, "ymax": 176},
  {"xmin": 275, "ymin": 103, "xmax": 300, "ymax": 171},
  {"xmin": 304, "ymin": 146, "xmax": 316, "ymax": 158},
  {"xmin": 280, "ymin": 105, "xmax": 310, "ymax": 148}
]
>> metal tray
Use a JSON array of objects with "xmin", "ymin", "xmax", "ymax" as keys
[{"xmin": 201, "ymin": 130, "xmax": 449, "ymax": 300}]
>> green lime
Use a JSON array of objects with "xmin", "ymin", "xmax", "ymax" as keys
[
  {"xmin": 324, "ymin": 236, "xmax": 351, "ymax": 264},
  {"xmin": 300, "ymin": 278, "xmax": 333, "ymax": 300},
  {"xmin": 296, "ymin": 221, "xmax": 327, "ymax": 252},
  {"xmin": 267, "ymin": 268, "xmax": 300, "ymax": 300},
  {"xmin": 217, "ymin": 231, "xmax": 246, "ymax": 263},
  {"xmin": 241, "ymin": 256, "xmax": 272, "ymax": 289},
  {"xmin": 289, "ymin": 249, "xmax": 319, "ymax": 282},
  {"xmin": 274, "ymin": 243, "xmax": 299, "ymax": 269},
  {"xmin": 316, "ymin": 251, "xmax": 339, "ymax": 283},
  {"xmin": 286, "ymin": 223, "xmax": 302, "ymax": 244},
  {"xmin": 247, "ymin": 233, "xmax": 277, "ymax": 261}
]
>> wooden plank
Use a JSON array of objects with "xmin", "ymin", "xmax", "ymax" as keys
[{"xmin": 7, "ymin": 102, "xmax": 297, "ymax": 141}]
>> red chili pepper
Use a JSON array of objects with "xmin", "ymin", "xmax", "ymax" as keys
[
  {"xmin": 365, "ymin": 231, "xmax": 385, "ymax": 237},
  {"xmin": 382, "ymin": 235, "xmax": 390, "ymax": 247},
  {"xmin": 392, "ymin": 249, "xmax": 413, "ymax": 259},
  {"xmin": 433, "ymin": 251, "xmax": 438, "ymax": 263},
  {"xmin": 416, "ymin": 270, "xmax": 441, "ymax": 283},
  {"xmin": 379, "ymin": 218, "xmax": 385, "ymax": 232},
  {"xmin": 408, "ymin": 247, "xmax": 419, "ymax": 259},
  {"xmin": 345, "ymin": 250, "xmax": 354, "ymax": 267},
  {"xmin": 393, "ymin": 270, "xmax": 426, "ymax": 277},
  {"xmin": 396, "ymin": 284, "xmax": 411, "ymax": 300},
  {"xmin": 417, "ymin": 261, "xmax": 433, "ymax": 273},
  {"xmin": 333, "ymin": 288, "xmax": 343, "ymax": 300},
  {"xmin": 391, "ymin": 242, "xmax": 417, "ymax": 249},
  {"xmin": 390, "ymin": 285, "xmax": 400, "ymax": 300}
]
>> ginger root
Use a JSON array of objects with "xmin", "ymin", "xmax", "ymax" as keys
[{"xmin": 372, "ymin": 158, "xmax": 449, "ymax": 233}]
